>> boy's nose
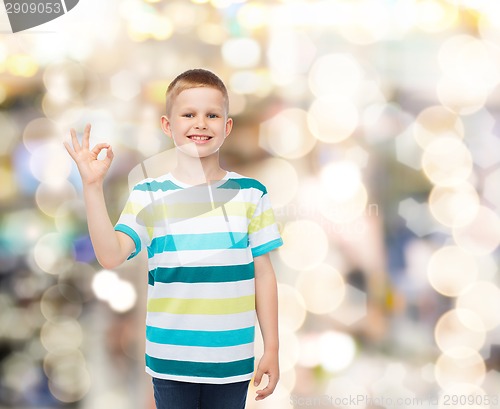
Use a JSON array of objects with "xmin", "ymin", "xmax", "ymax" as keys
[{"xmin": 195, "ymin": 117, "xmax": 207, "ymax": 129}]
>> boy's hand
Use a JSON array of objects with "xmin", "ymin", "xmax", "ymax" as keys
[
  {"xmin": 64, "ymin": 123, "xmax": 114, "ymax": 186},
  {"xmin": 254, "ymin": 350, "xmax": 279, "ymax": 401}
]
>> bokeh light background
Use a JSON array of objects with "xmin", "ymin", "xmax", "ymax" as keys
[{"xmin": 1, "ymin": 0, "xmax": 500, "ymax": 408}]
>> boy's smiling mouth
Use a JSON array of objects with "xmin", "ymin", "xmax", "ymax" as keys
[{"xmin": 187, "ymin": 135, "xmax": 213, "ymax": 143}]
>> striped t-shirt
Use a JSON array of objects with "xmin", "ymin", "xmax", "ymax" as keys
[{"xmin": 114, "ymin": 171, "xmax": 283, "ymax": 384}]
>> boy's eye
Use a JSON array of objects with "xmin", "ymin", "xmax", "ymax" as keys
[
  {"xmin": 183, "ymin": 113, "xmax": 194, "ymax": 118},
  {"xmin": 208, "ymin": 114, "xmax": 218, "ymax": 119}
]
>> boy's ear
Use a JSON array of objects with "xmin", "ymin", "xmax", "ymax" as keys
[
  {"xmin": 225, "ymin": 117, "xmax": 233, "ymax": 138},
  {"xmin": 160, "ymin": 115, "xmax": 171, "ymax": 137}
]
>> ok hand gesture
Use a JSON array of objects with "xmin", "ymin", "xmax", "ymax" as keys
[{"xmin": 64, "ymin": 123, "xmax": 114, "ymax": 186}]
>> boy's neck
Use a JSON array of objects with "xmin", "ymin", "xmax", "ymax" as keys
[{"xmin": 171, "ymin": 153, "xmax": 227, "ymax": 185}]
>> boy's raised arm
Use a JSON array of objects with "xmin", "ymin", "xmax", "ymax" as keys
[{"xmin": 64, "ymin": 124, "xmax": 134, "ymax": 269}]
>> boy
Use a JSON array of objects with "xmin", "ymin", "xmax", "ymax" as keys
[{"xmin": 64, "ymin": 69, "xmax": 282, "ymax": 408}]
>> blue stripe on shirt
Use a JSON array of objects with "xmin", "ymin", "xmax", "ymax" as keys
[
  {"xmin": 149, "ymin": 263, "xmax": 255, "ymax": 285},
  {"xmin": 251, "ymin": 238, "xmax": 283, "ymax": 257},
  {"xmin": 149, "ymin": 232, "xmax": 248, "ymax": 257},
  {"xmin": 146, "ymin": 355, "xmax": 254, "ymax": 379},
  {"xmin": 114, "ymin": 223, "xmax": 142, "ymax": 259},
  {"xmin": 146, "ymin": 325, "xmax": 255, "ymax": 347}
]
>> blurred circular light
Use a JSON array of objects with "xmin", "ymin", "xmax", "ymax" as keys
[
  {"xmin": 196, "ymin": 23, "xmax": 227, "ymax": 45},
  {"xmin": 308, "ymin": 53, "xmax": 362, "ymax": 100},
  {"xmin": 452, "ymin": 206, "xmax": 500, "ymax": 255},
  {"xmin": 478, "ymin": 2, "xmax": 500, "ymax": 45},
  {"xmin": 0, "ymin": 165, "xmax": 16, "ymax": 201},
  {"xmin": 0, "ymin": 113, "xmax": 19, "ymax": 155},
  {"xmin": 456, "ymin": 281, "xmax": 500, "ymax": 330},
  {"xmin": 279, "ymin": 220, "xmax": 328, "ymax": 270},
  {"xmin": 23, "ymin": 118, "xmax": 63, "ymax": 153},
  {"xmin": 421, "ymin": 137, "xmax": 473, "ymax": 187},
  {"xmin": 222, "ymin": 37, "xmax": 261, "ymax": 68},
  {"xmin": 320, "ymin": 161, "xmax": 362, "ymax": 202},
  {"xmin": 428, "ymin": 182, "xmax": 480, "ymax": 228},
  {"xmin": 298, "ymin": 333, "xmax": 321, "ymax": 368},
  {"xmin": 436, "ymin": 35, "xmax": 498, "ymax": 115},
  {"xmin": 92, "ymin": 270, "xmax": 119, "ymax": 301},
  {"xmin": 436, "ymin": 76, "xmax": 489, "ymax": 115},
  {"xmin": 434, "ymin": 309, "xmax": 485, "ymax": 356},
  {"xmin": 427, "ymin": 246, "xmax": 478, "ymax": 297},
  {"xmin": 36, "ymin": 181, "xmax": 78, "ymax": 218},
  {"xmin": 435, "ymin": 348, "xmax": 486, "ymax": 389},
  {"xmin": 107, "ymin": 279, "xmax": 137, "ymax": 313},
  {"xmin": 413, "ymin": 106, "xmax": 464, "ymax": 149},
  {"xmin": 278, "ymin": 328, "xmax": 300, "ymax": 373},
  {"xmin": 237, "ymin": 2, "xmax": 269, "ymax": 30},
  {"xmin": 483, "ymin": 168, "xmax": 500, "ymax": 211},
  {"xmin": 278, "ymin": 284, "xmax": 307, "ymax": 332},
  {"xmin": 279, "ymin": 366, "xmax": 297, "ymax": 393},
  {"xmin": 7, "ymin": 54, "xmax": 38, "ymax": 77},
  {"xmin": 308, "ymin": 98, "xmax": 359, "ymax": 143},
  {"xmin": 295, "ymin": 264, "xmax": 345, "ymax": 314},
  {"xmin": 415, "ymin": 0, "xmax": 458, "ymax": 33},
  {"xmin": 267, "ymin": 30, "xmax": 316, "ymax": 86},
  {"xmin": 126, "ymin": 9, "xmax": 173, "ymax": 41},
  {"xmin": 42, "ymin": 93, "xmax": 84, "ymax": 120},
  {"xmin": 250, "ymin": 158, "xmax": 298, "ymax": 208},
  {"xmin": 30, "ymin": 141, "xmax": 72, "ymax": 186},
  {"xmin": 41, "ymin": 318, "xmax": 83, "ymax": 354},
  {"xmin": 319, "ymin": 331, "xmax": 356, "ymax": 372},
  {"xmin": 44, "ymin": 351, "xmax": 91, "ymax": 403},
  {"xmin": 2, "ymin": 209, "xmax": 50, "ymax": 254},
  {"xmin": 338, "ymin": 0, "xmax": 390, "ymax": 44},
  {"xmin": 54, "ymin": 199, "xmax": 87, "ymax": 235},
  {"xmin": 33, "ymin": 233, "xmax": 70, "ymax": 275},
  {"xmin": 92, "ymin": 270, "xmax": 137, "ymax": 313},
  {"xmin": 2, "ymin": 353, "xmax": 38, "ymax": 395},
  {"xmin": 229, "ymin": 70, "xmax": 271, "ymax": 96},
  {"xmin": 438, "ymin": 35, "xmax": 499, "ymax": 89},
  {"xmin": 317, "ymin": 167, "xmax": 368, "ymax": 224},
  {"xmin": 321, "ymin": 187, "xmax": 368, "ymax": 224},
  {"xmin": 110, "ymin": 70, "xmax": 141, "ymax": 101},
  {"xmin": 43, "ymin": 61, "xmax": 86, "ymax": 103},
  {"xmin": 259, "ymin": 108, "xmax": 316, "ymax": 159},
  {"xmin": 41, "ymin": 285, "xmax": 83, "ymax": 322}
]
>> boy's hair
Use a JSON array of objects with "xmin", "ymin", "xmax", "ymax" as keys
[{"xmin": 165, "ymin": 68, "xmax": 229, "ymax": 115}]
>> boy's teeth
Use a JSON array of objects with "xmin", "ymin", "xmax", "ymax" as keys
[{"xmin": 191, "ymin": 136, "xmax": 209, "ymax": 140}]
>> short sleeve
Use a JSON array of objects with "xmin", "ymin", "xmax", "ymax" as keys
[
  {"xmin": 114, "ymin": 183, "xmax": 154, "ymax": 260},
  {"xmin": 248, "ymin": 190, "xmax": 283, "ymax": 258}
]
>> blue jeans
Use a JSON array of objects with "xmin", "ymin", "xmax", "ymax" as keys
[{"xmin": 152, "ymin": 378, "xmax": 250, "ymax": 409}]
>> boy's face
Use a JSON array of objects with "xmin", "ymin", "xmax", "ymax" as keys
[{"xmin": 161, "ymin": 87, "xmax": 232, "ymax": 158}]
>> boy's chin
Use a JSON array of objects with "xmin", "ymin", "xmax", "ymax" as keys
[{"xmin": 175, "ymin": 143, "xmax": 219, "ymax": 158}]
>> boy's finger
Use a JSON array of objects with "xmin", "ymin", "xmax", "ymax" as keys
[
  {"xmin": 70, "ymin": 128, "xmax": 81, "ymax": 152},
  {"xmin": 255, "ymin": 386, "xmax": 271, "ymax": 401},
  {"xmin": 82, "ymin": 123, "xmax": 91, "ymax": 150},
  {"xmin": 103, "ymin": 145, "xmax": 114, "ymax": 166},
  {"xmin": 63, "ymin": 141, "xmax": 76, "ymax": 161},
  {"xmin": 90, "ymin": 143, "xmax": 110, "ymax": 156},
  {"xmin": 255, "ymin": 373, "xmax": 278, "ymax": 400}
]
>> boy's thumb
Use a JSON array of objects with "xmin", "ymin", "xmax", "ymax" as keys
[{"xmin": 254, "ymin": 369, "xmax": 262, "ymax": 386}]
